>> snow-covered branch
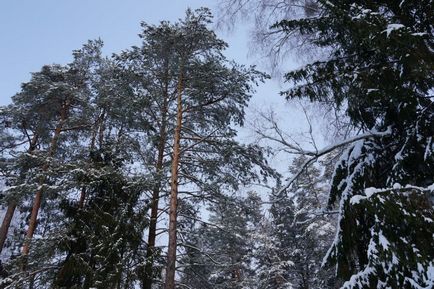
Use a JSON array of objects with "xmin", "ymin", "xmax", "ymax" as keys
[{"xmin": 277, "ymin": 127, "xmax": 392, "ymax": 195}]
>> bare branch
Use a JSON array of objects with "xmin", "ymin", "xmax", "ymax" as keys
[{"xmin": 272, "ymin": 126, "xmax": 392, "ymax": 199}]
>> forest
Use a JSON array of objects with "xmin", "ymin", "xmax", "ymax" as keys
[{"xmin": 0, "ymin": 1, "xmax": 433, "ymax": 289}]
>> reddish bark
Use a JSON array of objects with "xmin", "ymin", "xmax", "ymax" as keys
[
  {"xmin": 22, "ymin": 100, "xmax": 70, "ymax": 257},
  {"xmin": 164, "ymin": 68, "xmax": 184, "ymax": 289},
  {"xmin": 0, "ymin": 134, "xmax": 38, "ymax": 255},
  {"xmin": 0, "ymin": 203, "xmax": 17, "ymax": 254}
]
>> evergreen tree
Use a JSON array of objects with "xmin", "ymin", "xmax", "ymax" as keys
[
  {"xmin": 0, "ymin": 61, "xmax": 89, "ymax": 258},
  {"xmin": 54, "ymin": 147, "xmax": 148, "ymax": 288},
  {"xmin": 1, "ymin": 8, "xmax": 277, "ymax": 289},
  {"xmin": 255, "ymin": 156, "xmax": 335, "ymax": 289},
  {"xmin": 117, "ymin": 8, "xmax": 275, "ymax": 289},
  {"xmin": 180, "ymin": 192, "xmax": 262, "ymax": 289},
  {"xmin": 0, "ymin": 40, "xmax": 151, "ymax": 288},
  {"xmin": 48, "ymin": 41, "xmax": 151, "ymax": 289},
  {"xmin": 265, "ymin": 1, "xmax": 434, "ymax": 288}
]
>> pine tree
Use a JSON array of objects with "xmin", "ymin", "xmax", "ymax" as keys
[
  {"xmin": 0, "ymin": 62, "xmax": 87, "ymax": 260},
  {"xmin": 0, "ymin": 40, "xmax": 151, "ymax": 288},
  {"xmin": 0, "ymin": 122, "xmax": 38, "ymax": 257},
  {"xmin": 1, "ymin": 9, "xmax": 277, "ymax": 288},
  {"xmin": 159, "ymin": 9, "xmax": 274, "ymax": 289},
  {"xmin": 115, "ymin": 23, "xmax": 176, "ymax": 288},
  {"xmin": 117, "ymin": 8, "xmax": 275, "ymax": 289},
  {"xmin": 48, "ymin": 40, "xmax": 151, "ymax": 288}
]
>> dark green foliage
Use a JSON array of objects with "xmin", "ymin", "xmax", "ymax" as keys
[
  {"xmin": 55, "ymin": 148, "xmax": 148, "ymax": 289},
  {"xmin": 271, "ymin": 1, "xmax": 434, "ymax": 288},
  {"xmin": 335, "ymin": 187, "xmax": 433, "ymax": 288}
]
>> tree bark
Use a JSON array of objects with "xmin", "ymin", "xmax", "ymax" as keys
[
  {"xmin": 143, "ymin": 68, "xmax": 170, "ymax": 289},
  {"xmin": 0, "ymin": 134, "xmax": 38, "ymax": 255},
  {"xmin": 22, "ymin": 100, "xmax": 70, "ymax": 258},
  {"xmin": 0, "ymin": 203, "xmax": 16, "ymax": 254},
  {"xmin": 164, "ymin": 67, "xmax": 183, "ymax": 289}
]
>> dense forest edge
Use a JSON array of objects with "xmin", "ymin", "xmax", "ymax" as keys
[{"xmin": 0, "ymin": 1, "xmax": 433, "ymax": 289}]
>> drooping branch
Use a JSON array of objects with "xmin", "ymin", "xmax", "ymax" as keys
[{"xmin": 255, "ymin": 110, "xmax": 392, "ymax": 200}]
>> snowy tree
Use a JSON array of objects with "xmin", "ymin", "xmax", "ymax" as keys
[
  {"xmin": 117, "ymin": 8, "xmax": 276, "ymax": 289},
  {"xmin": 51, "ymin": 42, "xmax": 152, "ymax": 288},
  {"xmin": 255, "ymin": 155, "xmax": 335, "ymax": 289},
  {"xmin": 180, "ymin": 192, "xmax": 262, "ymax": 289},
  {"xmin": 0, "ymin": 59, "xmax": 91, "ymax": 257},
  {"xmin": 247, "ymin": 0, "xmax": 434, "ymax": 288},
  {"xmin": 0, "ymin": 40, "xmax": 152, "ymax": 288},
  {"xmin": 219, "ymin": 0, "xmax": 434, "ymax": 286}
]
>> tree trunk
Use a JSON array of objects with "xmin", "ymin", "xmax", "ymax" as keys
[
  {"xmin": 22, "ymin": 100, "xmax": 70, "ymax": 258},
  {"xmin": 0, "ymin": 134, "xmax": 38, "ymax": 255},
  {"xmin": 78, "ymin": 188, "xmax": 86, "ymax": 209},
  {"xmin": 164, "ymin": 67, "xmax": 183, "ymax": 289},
  {"xmin": 143, "ymin": 71, "xmax": 170, "ymax": 289},
  {"xmin": 0, "ymin": 203, "xmax": 16, "ymax": 254}
]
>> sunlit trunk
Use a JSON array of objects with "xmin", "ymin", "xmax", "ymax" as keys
[{"xmin": 164, "ymin": 66, "xmax": 183, "ymax": 289}]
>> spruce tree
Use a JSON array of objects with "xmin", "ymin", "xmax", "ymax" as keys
[
  {"xmin": 180, "ymin": 192, "xmax": 262, "ymax": 289},
  {"xmin": 269, "ymin": 1, "xmax": 434, "ymax": 288},
  {"xmin": 218, "ymin": 1, "xmax": 433, "ymax": 286},
  {"xmin": 255, "ymin": 156, "xmax": 335, "ymax": 289}
]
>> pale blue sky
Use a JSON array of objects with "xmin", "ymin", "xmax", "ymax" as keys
[
  {"xmin": 0, "ymin": 0, "xmax": 252, "ymax": 104},
  {"xmin": 0, "ymin": 1, "xmax": 312, "ymax": 144},
  {"xmin": 0, "ymin": 0, "xmax": 328, "ymax": 189}
]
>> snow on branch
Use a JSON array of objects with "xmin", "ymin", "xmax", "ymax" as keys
[
  {"xmin": 275, "ymin": 126, "xmax": 391, "ymax": 197},
  {"xmin": 254, "ymin": 109, "xmax": 392, "ymax": 201},
  {"xmin": 350, "ymin": 183, "xmax": 434, "ymax": 205}
]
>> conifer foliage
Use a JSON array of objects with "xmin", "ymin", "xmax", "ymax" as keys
[
  {"xmin": 181, "ymin": 193, "xmax": 262, "ymax": 289},
  {"xmin": 1, "ymin": 2, "xmax": 433, "ymax": 289},
  {"xmin": 0, "ymin": 8, "xmax": 275, "ymax": 289},
  {"xmin": 255, "ymin": 156, "xmax": 335, "ymax": 289},
  {"xmin": 271, "ymin": 1, "xmax": 434, "ymax": 288},
  {"xmin": 218, "ymin": 0, "xmax": 433, "ymax": 288}
]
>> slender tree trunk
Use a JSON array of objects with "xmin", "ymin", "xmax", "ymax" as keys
[
  {"xmin": 22, "ymin": 100, "xmax": 70, "ymax": 257},
  {"xmin": 98, "ymin": 110, "xmax": 106, "ymax": 149},
  {"xmin": 143, "ymin": 74, "xmax": 170, "ymax": 289},
  {"xmin": 0, "ymin": 134, "xmax": 38, "ymax": 255},
  {"xmin": 0, "ymin": 203, "xmax": 16, "ymax": 254},
  {"xmin": 78, "ymin": 188, "xmax": 87, "ymax": 209},
  {"xmin": 164, "ymin": 67, "xmax": 184, "ymax": 289}
]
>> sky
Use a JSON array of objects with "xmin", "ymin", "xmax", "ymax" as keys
[
  {"xmin": 0, "ymin": 0, "xmax": 328, "ymax": 238},
  {"xmin": 0, "ymin": 0, "xmax": 215, "ymax": 105},
  {"xmin": 0, "ymin": 0, "xmax": 265, "ymax": 103},
  {"xmin": 0, "ymin": 0, "xmax": 325, "ymax": 161}
]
